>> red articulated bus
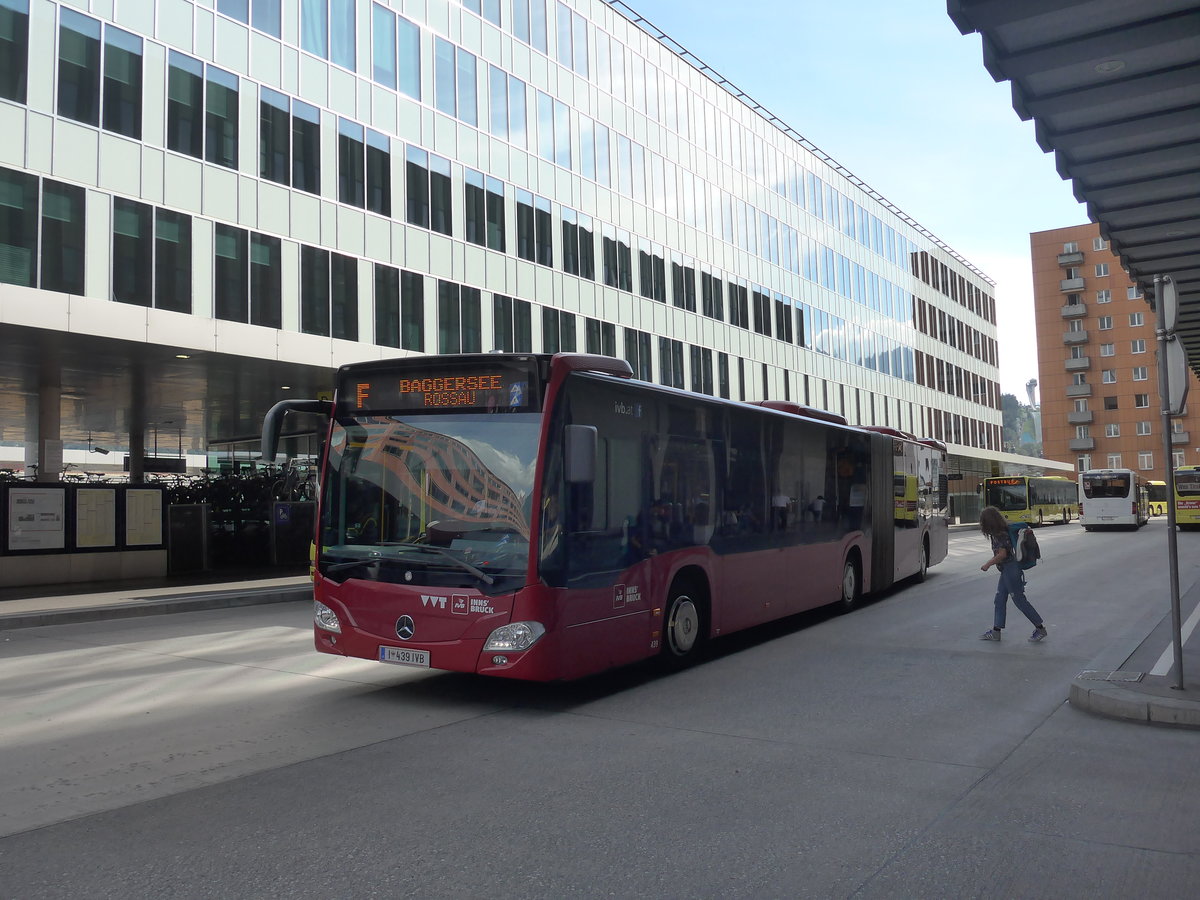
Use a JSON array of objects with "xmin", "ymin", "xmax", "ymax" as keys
[{"xmin": 262, "ymin": 353, "xmax": 949, "ymax": 681}]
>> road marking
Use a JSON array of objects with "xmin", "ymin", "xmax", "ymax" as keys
[{"xmin": 1150, "ymin": 598, "xmax": 1200, "ymax": 676}]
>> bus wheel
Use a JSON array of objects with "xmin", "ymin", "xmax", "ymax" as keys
[
  {"xmin": 912, "ymin": 538, "xmax": 930, "ymax": 583},
  {"xmin": 663, "ymin": 586, "xmax": 705, "ymax": 663},
  {"xmin": 839, "ymin": 555, "xmax": 862, "ymax": 611}
]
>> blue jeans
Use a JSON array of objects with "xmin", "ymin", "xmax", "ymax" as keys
[{"xmin": 993, "ymin": 563, "xmax": 1043, "ymax": 630}]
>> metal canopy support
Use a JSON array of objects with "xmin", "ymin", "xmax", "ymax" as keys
[{"xmin": 1154, "ymin": 273, "xmax": 1185, "ymax": 690}]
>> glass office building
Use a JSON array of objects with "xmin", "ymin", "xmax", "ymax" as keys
[{"xmin": 0, "ymin": 0, "xmax": 1004, "ymax": 475}]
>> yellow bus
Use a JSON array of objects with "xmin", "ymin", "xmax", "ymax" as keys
[
  {"xmin": 982, "ymin": 475, "xmax": 1079, "ymax": 526},
  {"xmin": 1174, "ymin": 466, "xmax": 1200, "ymax": 530},
  {"xmin": 1147, "ymin": 480, "xmax": 1168, "ymax": 516}
]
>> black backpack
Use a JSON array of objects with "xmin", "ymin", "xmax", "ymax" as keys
[{"xmin": 1006, "ymin": 522, "xmax": 1040, "ymax": 570}]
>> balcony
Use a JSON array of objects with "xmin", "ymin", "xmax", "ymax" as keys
[
  {"xmin": 1172, "ymin": 431, "xmax": 1190, "ymax": 445},
  {"xmin": 1065, "ymin": 357, "xmax": 1091, "ymax": 371},
  {"xmin": 1061, "ymin": 303, "xmax": 1087, "ymax": 318},
  {"xmin": 1067, "ymin": 411, "xmax": 1093, "ymax": 425},
  {"xmin": 1066, "ymin": 383, "xmax": 1092, "ymax": 398},
  {"xmin": 1057, "ymin": 251, "xmax": 1085, "ymax": 266},
  {"xmin": 1060, "ymin": 277, "xmax": 1086, "ymax": 292},
  {"xmin": 1063, "ymin": 330, "xmax": 1088, "ymax": 344},
  {"xmin": 1068, "ymin": 437, "xmax": 1095, "ymax": 451}
]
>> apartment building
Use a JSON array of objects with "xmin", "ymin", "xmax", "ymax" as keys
[
  {"xmin": 1, "ymin": 0, "xmax": 1007, "ymax": 482},
  {"xmin": 1032, "ymin": 223, "xmax": 1200, "ymax": 475}
]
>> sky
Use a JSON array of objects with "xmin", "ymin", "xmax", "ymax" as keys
[{"xmin": 624, "ymin": 0, "xmax": 1090, "ymax": 402}]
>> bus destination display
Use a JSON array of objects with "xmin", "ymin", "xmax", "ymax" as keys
[{"xmin": 343, "ymin": 365, "xmax": 536, "ymax": 413}]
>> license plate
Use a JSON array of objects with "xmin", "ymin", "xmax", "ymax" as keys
[{"xmin": 379, "ymin": 646, "xmax": 430, "ymax": 667}]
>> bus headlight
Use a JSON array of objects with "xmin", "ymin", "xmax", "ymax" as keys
[
  {"xmin": 314, "ymin": 600, "xmax": 342, "ymax": 633},
  {"xmin": 483, "ymin": 621, "xmax": 545, "ymax": 652}
]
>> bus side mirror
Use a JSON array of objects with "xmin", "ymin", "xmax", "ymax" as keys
[{"xmin": 565, "ymin": 424, "xmax": 597, "ymax": 484}]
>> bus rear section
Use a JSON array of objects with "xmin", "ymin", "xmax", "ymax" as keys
[
  {"xmin": 1174, "ymin": 466, "xmax": 1200, "ymax": 530},
  {"xmin": 982, "ymin": 475, "xmax": 1077, "ymax": 525},
  {"xmin": 1079, "ymin": 468, "xmax": 1149, "ymax": 530}
]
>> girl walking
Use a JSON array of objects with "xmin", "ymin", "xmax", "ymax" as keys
[{"xmin": 978, "ymin": 506, "xmax": 1048, "ymax": 642}]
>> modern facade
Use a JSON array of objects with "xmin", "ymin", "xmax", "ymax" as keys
[
  {"xmin": 1, "ymin": 0, "xmax": 1009, "ymax": 489},
  {"xmin": 1032, "ymin": 223, "xmax": 1200, "ymax": 476}
]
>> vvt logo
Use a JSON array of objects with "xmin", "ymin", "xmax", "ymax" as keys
[{"xmin": 420, "ymin": 594, "xmax": 447, "ymax": 609}]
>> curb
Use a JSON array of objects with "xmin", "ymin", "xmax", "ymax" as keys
[
  {"xmin": 0, "ymin": 585, "xmax": 312, "ymax": 630},
  {"xmin": 1069, "ymin": 679, "xmax": 1200, "ymax": 728}
]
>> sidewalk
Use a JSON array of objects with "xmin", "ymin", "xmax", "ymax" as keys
[
  {"xmin": 0, "ymin": 568, "xmax": 311, "ymax": 629},
  {"xmin": 3, "ymin": 558, "xmax": 1199, "ymax": 729}
]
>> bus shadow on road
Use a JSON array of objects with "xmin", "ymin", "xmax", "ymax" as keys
[{"xmin": 342, "ymin": 588, "xmax": 909, "ymax": 713}]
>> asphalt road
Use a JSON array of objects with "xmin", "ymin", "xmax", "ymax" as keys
[{"xmin": 2, "ymin": 523, "xmax": 1199, "ymax": 898}]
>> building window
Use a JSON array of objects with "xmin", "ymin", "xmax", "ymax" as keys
[
  {"xmin": 371, "ymin": 5, "xmax": 420, "ymax": 98},
  {"xmin": 1076, "ymin": 425, "xmax": 1090, "ymax": 439},
  {"xmin": 40, "ymin": 180, "xmax": 86, "ymax": 295},
  {"xmin": 214, "ymin": 224, "xmax": 248, "ymax": 321},
  {"xmin": 1062, "ymin": 241, "xmax": 1078, "ymax": 253},
  {"xmin": 493, "ymin": 294, "xmax": 532, "ymax": 352},
  {"xmin": 259, "ymin": 89, "xmax": 320, "ymax": 194},
  {"xmin": 1096, "ymin": 289, "xmax": 1111, "ymax": 303},
  {"xmin": 513, "ymin": 0, "xmax": 549, "ymax": 53},
  {"xmin": 1103, "ymin": 396, "xmax": 1118, "ymax": 410},
  {"xmin": 1107, "ymin": 454, "xmax": 1122, "ymax": 468},
  {"xmin": 701, "ymin": 272, "xmax": 724, "ymax": 320},
  {"xmin": 338, "ymin": 120, "xmax": 390, "ymax": 215},
  {"xmin": 1066, "ymin": 292, "xmax": 1081, "ymax": 305},
  {"xmin": 1068, "ymin": 318, "xmax": 1084, "ymax": 332},
  {"xmin": 751, "ymin": 288, "xmax": 772, "ymax": 336},
  {"xmin": 1074, "ymin": 399, "xmax": 1088, "ymax": 412},
  {"xmin": 1133, "ymin": 366, "xmax": 1149, "ymax": 381},
  {"xmin": 1077, "ymin": 455, "xmax": 1091, "ymax": 472},
  {"xmin": 1101, "ymin": 369, "xmax": 1116, "ymax": 383},
  {"xmin": 1135, "ymin": 393, "xmax": 1150, "ymax": 408},
  {"xmin": 659, "ymin": 336, "xmax": 684, "ymax": 389},
  {"xmin": 1098, "ymin": 315, "xmax": 1113, "ymax": 330},
  {"xmin": 374, "ymin": 264, "xmax": 422, "ymax": 350},
  {"xmin": 433, "ymin": 39, "xmax": 478, "ymax": 126},
  {"xmin": 217, "ymin": 0, "xmax": 281, "ymax": 37},
  {"xmin": 100, "ymin": 25, "xmax": 143, "ymax": 138},
  {"xmin": 690, "ymin": 345, "xmax": 714, "ymax": 395},
  {"xmin": 1095, "ymin": 263, "xmax": 1109, "ymax": 276},
  {"xmin": 1137, "ymin": 421, "xmax": 1152, "ymax": 436},
  {"xmin": 601, "ymin": 226, "xmax": 632, "ymax": 290},
  {"xmin": 1129, "ymin": 312, "xmax": 1144, "ymax": 327},
  {"xmin": 1100, "ymin": 343, "xmax": 1114, "ymax": 357},
  {"xmin": 555, "ymin": 2, "xmax": 589, "ymax": 76},
  {"xmin": 541, "ymin": 307, "xmax": 576, "ymax": 353},
  {"xmin": 1093, "ymin": 237, "xmax": 1107, "ymax": 251},
  {"xmin": 0, "ymin": 0, "xmax": 29, "ymax": 104},
  {"xmin": 1139, "ymin": 452, "xmax": 1154, "ymax": 470},
  {"xmin": 1131, "ymin": 339, "xmax": 1146, "ymax": 354},
  {"xmin": 584, "ymin": 316, "xmax": 616, "ymax": 356},
  {"xmin": 58, "ymin": 11, "xmax": 102, "ymax": 127},
  {"xmin": 404, "ymin": 147, "xmax": 451, "ymax": 235},
  {"xmin": 299, "ymin": 247, "xmax": 358, "ymax": 339},
  {"xmin": 1127, "ymin": 286, "xmax": 1141, "ymax": 299},
  {"xmin": 168, "ymin": 54, "xmax": 239, "ymax": 167},
  {"xmin": 1070, "ymin": 346, "xmax": 1085, "ymax": 360},
  {"xmin": 1105, "ymin": 423, "xmax": 1120, "ymax": 438},
  {"xmin": 670, "ymin": 257, "xmax": 696, "ymax": 311},
  {"xmin": 623, "ymin": 328, "xmax": 652, "ymax": 381},
  {"xmin": 437, "ymin": 281, "xmax": 482, "ymax": 353},
  {"xmin": 0, "ymin": 168, "xmax": 87, "ymax": 295},
  {"xmin": 302, "ymin": 0, "xmax": 355, "ymax": 69},
  {"xmin": 112, "ymin": 200, "xmax": 191, "ymax": 311}
]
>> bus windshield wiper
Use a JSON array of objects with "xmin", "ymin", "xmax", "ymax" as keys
[{"xmin": 331, "ymin": 542, "xmax": 495, "ymax": 586}]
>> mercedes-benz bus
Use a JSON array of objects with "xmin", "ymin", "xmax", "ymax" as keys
[
  {"xmin": 1147, "ymin": 480, "xmax": 1168, "ymax": 516},
  {"xmin": 262, "ymin": 352, "xmax": 949, "ymax": 681},
  {"xmin": 1079, "ymin": 468, "xmax": 1149, "ymax": 530},
  {"xmin": 1174, "ymin": 466, "xmax": 1200, "ymax": 530}
]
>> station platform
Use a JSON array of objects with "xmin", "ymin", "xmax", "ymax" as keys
[{"xmin": 0, "ymin": 568, "xmax": 310, "ymax": 629}]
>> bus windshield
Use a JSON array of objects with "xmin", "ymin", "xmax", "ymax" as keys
[
  {"xmin": 318, "ymin": 413, "xmax": 541, "ymax": 592},
  {"xmin": 1176, "ymin": 471, "xmax": 1200, "ymax": 497},
  {"xmin": 985, "ymin": 479, "xmax": 1027, "ymax": 511},
  {"xmin": 1083, "ymin": 472, "xmax": 1130, "ymax": 498}
]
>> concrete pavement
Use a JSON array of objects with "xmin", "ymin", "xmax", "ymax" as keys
[{"xmin": 3, "ymin": 557, "xmax": 1199, "ymax": 729}]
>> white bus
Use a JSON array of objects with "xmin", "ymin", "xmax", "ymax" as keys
[{"xmin": 1079, "ymin": 468, "xmax": 1150, "ymax": 530}]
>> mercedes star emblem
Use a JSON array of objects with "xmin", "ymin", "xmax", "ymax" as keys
[{"xmin": 396, "ymin": 615, "xmax": 415, "ymax": 640}]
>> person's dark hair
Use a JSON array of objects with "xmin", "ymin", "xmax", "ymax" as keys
[{"xmin": 979, "ymin": 506, "xmax": 1007, "ymax": 537}]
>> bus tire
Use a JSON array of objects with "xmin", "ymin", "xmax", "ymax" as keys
[
  {"xmin": 662, "ymin": 581, "xmax": 707, "ymax": 665},
  {"xmin": 912, "ymin": 537, "xmax": 930, "ymax": 583},
  {"xmin": 839, "ymin": 553, "xmax": 862, "ymax": 612}
]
